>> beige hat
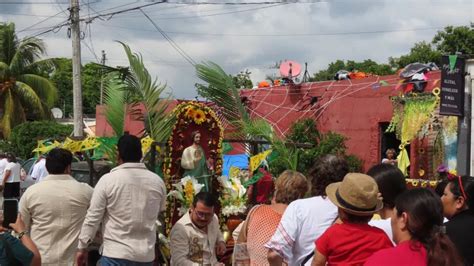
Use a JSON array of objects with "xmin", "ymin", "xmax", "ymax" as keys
[{"xmin": 326, "ymin": 173, "xmax": 383, "ymax": 216}]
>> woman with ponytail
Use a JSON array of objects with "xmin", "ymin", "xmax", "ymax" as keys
[
  {"xmin": 365, "ymin": 189, "xmax": 462, "ymax": 266},
  {"xmin": 442, "ymin": 175, "xmax": 474, "ymax": 265}
]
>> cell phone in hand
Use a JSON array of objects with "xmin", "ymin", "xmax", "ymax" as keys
[{"xmin": 3, "ymin": 199, "xmax": 18, "ymax": 229}]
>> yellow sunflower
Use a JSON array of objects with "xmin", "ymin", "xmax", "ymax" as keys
[
  {"xmin": 193, "ymin": 109, "xmax": 206, "ymax": 124},
  {"xmin": 184, "ymin": 107, "xmax": 195, "ymax": 119}
]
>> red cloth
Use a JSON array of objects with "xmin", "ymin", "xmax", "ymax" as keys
[
  {"xmin": 255, "ymin": 169, "xmax": 273, "ymax": 204},
  {"xmin": 316, "ymin": 222, "xmax": 393, "ymax": 265},
  {"xmin": 364, "ymin": 240, "xmax": 427, "ymax": 266}
]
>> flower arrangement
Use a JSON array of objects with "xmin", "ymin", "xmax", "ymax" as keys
[
  {"xmin": 168, "ymin": 176, "xmax": 205, "ymax": 216},
  {"xmin": 218, "ymin": 176, "xmax": 248, "ymax": 217},
  {"xmin": 183, "ymin": 105, "xmax": 207, "ymax": 125}
]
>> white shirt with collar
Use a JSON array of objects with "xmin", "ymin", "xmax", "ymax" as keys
[
  {"xmin": 4, "ymin": 162, "xmax": 21, "ymax": 183},
  {"xmin": 19, "ymin": 174, "xmax": 93, "ymax": 265},
  {"xmin": 0, "ymin": 158, "xmax": 8, "ymax": 179},
  {"xmin": 78, "ymin": 162, "xmax": 167, "ymax": 263},
  {"xmin": 170, "ymin": 212, "xmax": 224, "ymax": 266},
  {"xmin": 31, "ymin": 158, "xmax": 48, "ymax": 183}
]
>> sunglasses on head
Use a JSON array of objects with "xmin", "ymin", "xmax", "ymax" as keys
[{"xmin": 447, "ymin": 173, "xmax": 468, "ymax": 200}]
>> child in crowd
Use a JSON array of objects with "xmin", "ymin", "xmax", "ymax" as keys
[
  {"xmin": 382, "ymin": 148, "xmax": 397, "ymax": 165},
  {"xmin": 311, "ymin": 173, "xmax": 393, "ymax": 266}
]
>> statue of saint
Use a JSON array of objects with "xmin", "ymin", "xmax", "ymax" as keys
[{"xmin": 181, "ymin": 131, "xmax": 213, "ymax": 190}]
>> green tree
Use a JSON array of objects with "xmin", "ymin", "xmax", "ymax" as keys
[
  {"xmin": 0, "ymin": 22, "xmax": 57, "ymax": 137},
  {"xmin": 48, "ymin": 59, "xmax": 104, "ymax": 117},
  {"xmin": 269, "ymin": 119, "xmax": 363, "ymax": 176},
  {"xmin": 49, "ymin": 58, "xmax": 73, "ymax": 116},
  {"xmin": 82, "ymin": 62, "xmax": 102, "ymax": 115},
  {"xmin": 389, "ymin": 41, "xmax": 442, "ymax": 69},
  {"xmin": 432, "ymin": 25, "xmax": 474, "ymax": 55},
  {"xmin": 232, "ymin": 70, "xmax": 253, "ymax": 89},
  {"xmin": 9, "ymin": 121, "xmax": 72, "ymax": 158},
  {"xmin": 309, "ymin": 59, "xmax": 394, "ymax": 82}
]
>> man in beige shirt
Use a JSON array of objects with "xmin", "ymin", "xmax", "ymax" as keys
[
  {"xmin": 76, "ymin": 134, "xmax": 167, "ymax": 265},
  {"xmin": 170, "ymin": 191, "xmax": 226, "ymax": 266},
  {"xmin": 20, "ymin": 148, "xmax": 93, "ymax": 265}
]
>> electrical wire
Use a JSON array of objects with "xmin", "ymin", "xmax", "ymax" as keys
[
  {"xmin": 95, "ymin": 23, "xmax": 458, "ymax": 37},
  {"xmin": 17, "ymin": 9, "xmax": 68, "ymax": 33},
  {"xmin": 140, "ymin": 9, "xmax": 197, "ymax": 66}
]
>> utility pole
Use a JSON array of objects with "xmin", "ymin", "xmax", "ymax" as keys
[
  {"xmin": 70, "ymin": 0, "xmax": 83, "ymax": 137},
  {"xmin": 100, "ymin": 50, "xmax": 106, "ymax": 105}
]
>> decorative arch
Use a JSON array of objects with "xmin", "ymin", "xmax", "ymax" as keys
[{"xmin": 163, "ymin": 101, "xmax": 224, "ymax": 230}]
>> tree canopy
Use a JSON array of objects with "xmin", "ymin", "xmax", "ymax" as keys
[
  {"xmin": 0, "ymin": 22, "xmax": 57, "ymax": 138},
  {"xmin": 311, "ymin": 25, "xmax": 474, "ymax": 82}
]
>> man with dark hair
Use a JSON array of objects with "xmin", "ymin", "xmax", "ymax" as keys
[
  {"xmin": 19, "ymin": 148, "xmax": 93, "ymax": 265},
  {"xmin": 170, "ymin": 191, "xmax": 226, "ymax": 265},
  {"xmin": 76, "ymin": 134, "xmax": 167, "ymax": 265}
]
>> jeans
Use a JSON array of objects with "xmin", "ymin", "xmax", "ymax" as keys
[{"xmin": 99, "ymin": 256, "xmax": 153, "ymax": 266}]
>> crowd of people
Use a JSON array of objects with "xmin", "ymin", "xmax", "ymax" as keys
[{"xmin": 0, "ymin": 136, "xmax": 473, "ymax": 266}]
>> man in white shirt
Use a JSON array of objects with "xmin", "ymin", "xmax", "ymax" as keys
[
  {"xmin": 20, "ymin": 148, "xmax": 93, "ymax": 265},
  {"xmin": 170, "ymin": 191, "xmax": 226, "ymax": 266},
  {"xmin": 76, "ymin": 134, "xmax": 167, "ymax": 265},
  {"xmin": 31, "ymin": 156, "xmax": 48, "ymax": 183},
  {"xmin": 0, "ymin": 153, "xmax": 8, "ymax": 177},
  {"xmin": 266, "ymin": 155, "xmax": 349, "ymax": 266},
  {"xmin": 2, "ymin": 153, "xmax": 22, "ymax": 198},
  {"xmin": 0, "ymin": 153, "xmax": 8, "ymax": 207}
]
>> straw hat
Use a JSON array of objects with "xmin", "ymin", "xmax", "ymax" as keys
[{"xmin": 326, "ymin": 173, "xmax": 383, "ymax": 216}]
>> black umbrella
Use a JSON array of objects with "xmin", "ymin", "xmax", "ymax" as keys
[{"xmin": 399, "ymin": 63, "xmax": 431, "ymax": 78}]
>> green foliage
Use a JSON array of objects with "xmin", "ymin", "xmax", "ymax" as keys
[
  {"xmin": 48, "ymin": 58, "xmax": 105, "ymax": 117},
  {"xmin": 82, "ymin": 62, "xmax": 102, "ymax": 115},
  {"xmin": 269, "ymin": 119, "xmax": 363, "ymax": 176},
  {"xmin": 195, "ymin": 62, "xmax": 250, "ymax": 127},
  {"xmin": 432, "ymin": 25, "xmax": 474, "ymax": 55},
  {"xmin": 119, "ymin": 42, "xmax": 173, "ymax": 142},
  {"xmin": 0, "ymin": 22, "xmax": 57, "ymax": 138},
  {"xmin": 9, "ymin": 121, "xmax": 72, "ymax": 159},
  {"xmin": 232, "ymin": 70, "xmax": 253, "ymax": 89},
  {"xmin": 103, "ymin": 75, "xmax": 126, "ymax": 136},
  {"xmin": 196, "ymin": 69, "xmax": 253, "ymax": 99},
  {"xmin": 309, "ymin": 59, "xmax": 394, "ymax": 82},
  {"xmin": 389, "ymin": 41, "xmax": 442, "ymax": 69}
]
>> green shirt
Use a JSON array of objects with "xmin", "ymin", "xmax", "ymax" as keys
[{"xmin": 0, "ymin": 232, "xmax": 34, "ymax": 265}]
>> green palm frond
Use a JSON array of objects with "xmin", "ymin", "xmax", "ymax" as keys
[
  {"xmin": 17, "ymin": 74, "xmax": 57, "ymax": 106},
  {"xmin": 14, "ymin": 81, "xmax": 45, "ymax": 116},
  {"xmin": 118, "ymin": 42, "xmax": 174, "ymax": 142},
  {"xmin": 0, "ymin": 62, "xmax": 8, "ymax": 78},
  {"xmin": 9, "ymin": 37, "xmax": 45, "ymax": 75},
  {"xmin": 0, "ymin": 90, "xmax": 14, "ymax": 137},
  {"xmin": 104, "ymin": 75, "xmax": 126, "ymax": 136},
  {"xmin": 241, "ymin": 118, "xmax": 274, "ymax": 142},
  {"xmin": 0, "ymin": 23, "xmax": 18, "ymax": 64},
  {"xmin": 22, "ymin": 58, "xmax": 56, "ymax": 75},
  {"xmin": 195, "ymin": 62, "xmax": 250, "ymax": 124}
]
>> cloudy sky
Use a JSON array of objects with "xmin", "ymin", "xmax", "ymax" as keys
[{"xmin": 1, "ymin": 0, "xmax": 473, "ymax": 100}]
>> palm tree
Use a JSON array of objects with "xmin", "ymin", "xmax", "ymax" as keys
[{"xmin": 0, "ymin": 23, "xmax": 57, "ymax": 138}]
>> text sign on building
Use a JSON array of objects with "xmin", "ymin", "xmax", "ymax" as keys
[{"xmin": 440, "ymin": 55, "xmax": 465, "ymax": 116}]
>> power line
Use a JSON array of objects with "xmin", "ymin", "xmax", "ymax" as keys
[
  {"xmin": 140, "ymin": 9, "xmax": 197, "ymax": 66},
  {"xmin": 17, "ymin": 9, "xmax": 67, "ymax": 33},
  {"xmin": 95, "ymin": 23, "xmax": 460, "ymax": 37},
  {"xmin": 141, "ymin": 3, "xmax": 287, "ymax": 20},
  {"xmin": 0, "ymin": 1, "xmax": 69, "ymax": 4}
]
